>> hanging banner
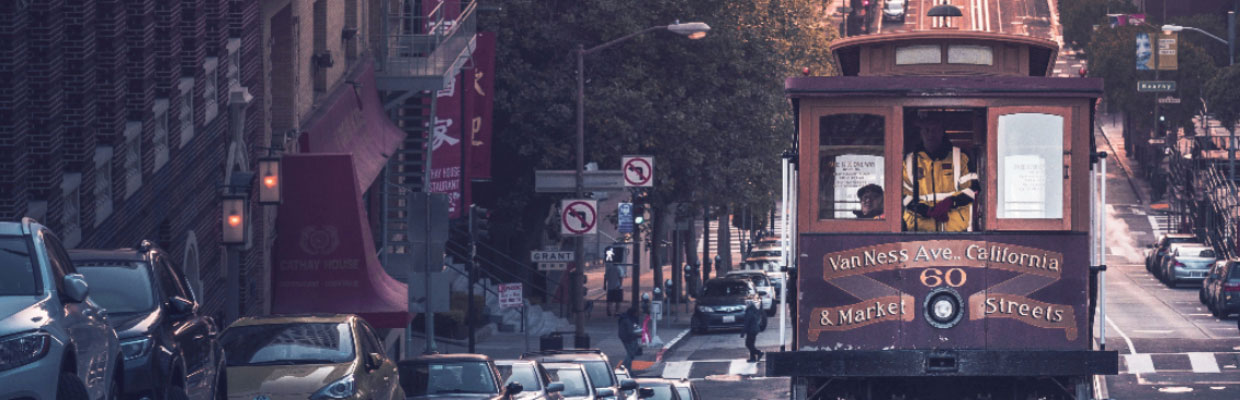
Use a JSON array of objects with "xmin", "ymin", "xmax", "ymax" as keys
[
  {"xmin": 428, "ymin": 31, "xmax": 496, "ymax": 219},
  {"xmin": 1157, "ymin": 31, "xmax": 1177, "ymax": 71},
  {"xmin": 467, "ymin": 32, "xmax": 496, "ymax": 181},
  {"xmin": 1136, "ymin": 31, "xmax": 1155, "ymax": 71}
]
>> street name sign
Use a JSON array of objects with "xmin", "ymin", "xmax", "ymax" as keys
[
  {"xmin": 561, "ymin": 199, "xmax": 598, "ymax": 235},
  {"xmin": 618, "ymin": 202, "xmax": 634, "ymax": 233},
  {"xmin": 538, "ymin": 262, "xmax": 569, "ymax": 271},
  {"xmin": 1157, "ymin": 96, "xmax": 1181, "ymax": 104},
  {"xmin": 531, "ymin": 251, "xmax": 575, "ymax": 262},
  {"xmin": 1137, "ymin": 80, "xmax": 1176, "ymax": 92},
  {"xmin": 498, "ymin": 283, "xmax": 523, "ymax": 309},
  {"xmin": 535, "ymin": 170, "xmax": 625, "ymax": 193},
  {"xmin": 622, "ymin": 156, "xmax": 654, "ymax": 187}
]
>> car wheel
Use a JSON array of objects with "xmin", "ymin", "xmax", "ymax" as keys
[
  {"xmin": 692, "ymin": 315, "xmax": 706, "ymax": 334},
  {"xmin": 167, "ymin": 385, "xmax": 189, "ymax": 400},
  {"xmin": 57, "ymin": 372, "xmax": 90, "ymax": 400}
]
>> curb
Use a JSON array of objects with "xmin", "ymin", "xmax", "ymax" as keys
[{"xmin": 654, "ymin": 328, "xmax": 692, "ymax": 364}]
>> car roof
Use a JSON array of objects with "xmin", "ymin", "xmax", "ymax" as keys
[
  {"xmin": 706, "ymin": 277, "xmax": 752, "ymax": 284},
  {"xmin": 634, "ymin": 378, "xmax": 677, "ymax": 386},
  {"xmin": 405, "ymin": 353, "xmax": 493, "ymax": 363},
  {"xmin": 727, "ymin": 270, "xmax": 768, "ymax": 276},
  {"xmin": 1175, "ymin": 246, "xmax": 1215, "ymax": 253},
  {"xmin": 494, "ymin": 359, "xmax": 535, "ymax": 367},
  {"xmin": 0, "ymin": 221, "xmax": 25, "ymax": 236},
  {"xmin": 1168, "ymin": 242, "xmax": 1206, "ymax": 250},
  {"xmin": 542, "ymin": 362, "xmax": 587, "ymax": 371},
  {"xmin": 227, "ymin": 313, "xmax": 354, "ymax": 327},
  {"xmin": 1163, "ymin": 233, "xmax": 1197, "ymax": 239},
  {"xmin": 521, "ymin": 349, "xmax": 608, "ymax": 362},
  {"xmin": 67, "ymin": 248, "xmax": 146, "ymax": 262}
]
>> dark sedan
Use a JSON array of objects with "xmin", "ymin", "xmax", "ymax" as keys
[
  {"xmin": 691, "ymin": 278, "xmax": 765, "ymax": 334},
  {"xmin": 399, "ymin": 354, "xmax": 523, "ymax": 399},
  {"xmin": 1204, "ymin": 259, "xmax": 1240, "ymax": 317},
  {"xmin": 69, "ymin": 241, "xmax": 224, "ymax": 400}
]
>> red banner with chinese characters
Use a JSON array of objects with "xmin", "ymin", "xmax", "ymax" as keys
[{"xmin": 428, "ymin": 32, "xmax": 496, "ymax": 218}]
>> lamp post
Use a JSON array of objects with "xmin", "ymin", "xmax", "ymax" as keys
[
  {"xmin": 1166, "ymin": 13, "xmax": 1237, "ymax": 180},
  {"xmin": 571, "ymin": 21, "xmax": 710, "ymax": 347}
]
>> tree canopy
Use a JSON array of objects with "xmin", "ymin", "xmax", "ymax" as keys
[{"xmin": 1206, "ymin": 64, "xmax": 1240, "ymax": 136}]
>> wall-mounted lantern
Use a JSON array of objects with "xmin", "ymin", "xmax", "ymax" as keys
[
  {"xmin": 258, "ymin": 156, "xmax": 282, "ymax": 205},
  {"xmin": 222, "ymin": 194, "xmax": 248, "ymax": 245}
]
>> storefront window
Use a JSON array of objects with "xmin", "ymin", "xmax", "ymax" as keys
[
  {"xmin": 997, "ymin": 113, "xmax": 1063, "ymax": 219},
  {"xmin": 818, "ymin": 114, "xmax": 885, "ymax": 220}
]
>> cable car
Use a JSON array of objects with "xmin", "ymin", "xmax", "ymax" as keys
[{"xmin": 767, "ymin": 23, "xmax": 1119, "ymax": 400}]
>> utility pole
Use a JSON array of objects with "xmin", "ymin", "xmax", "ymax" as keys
[
  {"xmin": 467, "ymin": 205, "xmax": 476, "ymax": 353},
  {"xmin": 702, "ymin": 207, "xmax": 711, "ymax": 281},
  {"xmin": 631, "ymin": 213, "xmax": 643, "ymax": 310}
]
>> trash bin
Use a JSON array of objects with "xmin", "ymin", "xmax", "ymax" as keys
[{"xmin": 540, "ymin": 332, "xmax": 564, "ymax": 351}]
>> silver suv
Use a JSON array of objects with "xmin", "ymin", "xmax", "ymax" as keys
[{"xmin": 0, "ymin": 218, "xmax": 122, "ymax": 400}]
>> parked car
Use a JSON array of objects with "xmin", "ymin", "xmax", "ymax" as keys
[
  {"xmin": 69, "ymin": 241, "xmax": 225, "ymax": 400},
  {"xmin": 541, "ymin": 363, "xmax": 608, "ymax": 400},
  {"xmin": 613, "ymin": 367, "xmax": 636, "ymax": 400},
  {"xmin": 692, "ymin": 278, "xmax": 766, "ymax": 334},
  {"xmin": 632, "ymin": 378, "xmax": 681, "ymax": 400},
  {"xmin": 221, "ymin": 314, "xmax": 403, "ymax": 400},
  {"xmin": 882, "ymin": 0, "xmax": 906, "ymax": 22},
  {"xmin": 0, "ymin": 218, "xmax": 123, "ymax": 400},
  {"xmin": 1161, "ymin": 244, "xmax": 1218, "ymax": 286},
  {"xmin": 496, "ymin": 359, "xmax": 565, "ymax": 400},
  {"xmin": 1203, "ymin": 259, "xmax": 1240, "ymax": 317},
  {"xmin": 671, "ymin": 379, "xmax": 698, "ymax": 400},
  {"xmin": 741, "ymin": 255, "xmax": 786, "ymax": 302},
  {"xmin": 400, "ymin": 353, "xmax": 521, "ymax": 399},
  {"xmin": 1146, "ymin": 233, "xmax": 1197, "ymax": 274},
  {"xmin": 725, "ymin": 270, "xmax": 775, "ymax": 316},
  {"xmin": 1155, "ymin": 241, "xmax": 1206, "ymax": 281},
  {"xmin": 521, "ymin": 350, "xmax": 636, "ymax": 400}
]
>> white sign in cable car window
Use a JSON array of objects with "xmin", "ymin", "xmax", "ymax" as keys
[
  {"xmin": 895, "ymin": 45, "xmax": 942, "ymax": 65},
  {"xmin": 948, "ymin": 45, "xmax": 994, "ymax": 65},
  {"xmin": 833, "ymin": 154, "xmax": 884, "ymax": 219},
  {"xmin": 997, "ymin": 113, "xmax": 1064, "ymax": 219}
]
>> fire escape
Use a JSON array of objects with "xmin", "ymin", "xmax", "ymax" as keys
[{"xmin": 376, "ymin": 0, "xmax": 476, "ymax": 266}]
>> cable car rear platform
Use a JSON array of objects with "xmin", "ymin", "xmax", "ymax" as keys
[{"xmin": 765, "ymin": 349, "xmax": 1118, "ymax": 377}]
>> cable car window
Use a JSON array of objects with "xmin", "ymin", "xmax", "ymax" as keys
[
  {"xmin": 895, "ymin": 45, "xmax": 942, "ymax": 65},
  {"xmin": 818, "ymin": 114, "xmax": 885, "ymax": 220},
  {"xmin": 997, "ymin": 113, "xmax": 1064, "ymax": 219},
  {"xmin": 948, "ymin": 45, "xmax": 993, "ymax": 65}
]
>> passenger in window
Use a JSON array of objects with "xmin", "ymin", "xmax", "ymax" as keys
[
  {"xmin": 853, "ymin": 184, "xmax": 884, "ymax": 219},
  {"xmin": 902, "ymin": 118, "xmax": 980, "ymax": 232}
]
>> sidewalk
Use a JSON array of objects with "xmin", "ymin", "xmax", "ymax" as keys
[
  {"xmin": 407, "ymin": 302, "xmax": 694, "ymax": 375},
  {"xmin": 1097, "ymin": 113, "xmax": 1153, "ymax": 206}
]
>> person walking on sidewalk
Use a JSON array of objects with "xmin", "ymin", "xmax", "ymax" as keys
[
  {"xmin": 618, "ymin": 307, "xmax": 642, "ymax": 371},
  {"xmin": 605, "ymin": 262, "xmax": 623, "ymax": 316},
  {"xmin": 742, "ymin": 302, "xmax": 764, "ymax": 362}
]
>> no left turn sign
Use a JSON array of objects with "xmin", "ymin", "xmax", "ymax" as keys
[
  {"xmin": 622, "ymin": 156, "xmax": 654, "ymax": 187},
  {"xmin": 561, "ymin": 199, "xmax": 597, "ymax": 235}
]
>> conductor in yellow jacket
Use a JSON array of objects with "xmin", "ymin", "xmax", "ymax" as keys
[{"xmin": 902, "ymin": 118, "xmax": 979, "ymax": 232}]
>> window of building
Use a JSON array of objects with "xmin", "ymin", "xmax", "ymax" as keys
[
  {"xmin": 60, "ymin": 173, "xmax": 82, "ymax": 248},
  {"xmin": 817, "ymin": 113, "xmax": 886, "ymax": 220},
  {"xmin": 124, "ymin": 122, "xmax": 143, "ymax": 199},
  {"xmin": 895, "ymin": 45, "xmax": 941, "ymax": 65},
  {"xmin": 227, "ymin": 38, "xmax": 241, "ymax": 92},
  {"xmin": 313, "ymin": 0, "xmax": 328, "ymax": 93},
  {"xmin": 179, "ymin": 78, "xmax": 195, "ymax": 147},
  {"xmin": 94, "ymin": 146, "xmax": 114, "ymax": 227},
  {"xmin": 996, "ymin": 113, "xmax": 1064, "ymax": 219},
  {"xmin": 948, "ymin": 45, "xmax": 994, "ymax": 65},
  {"xmin": 153, "ymin": 99, "xmax": 170, "ymax": 171},
  {"xmin": 204, "ymin": 57, "xmax": 220, "ymax": 123}
]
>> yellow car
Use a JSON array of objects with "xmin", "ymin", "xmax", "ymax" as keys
[{"xmin": 219, "ymin": 314, "xmax": 402, "ymax": 400}]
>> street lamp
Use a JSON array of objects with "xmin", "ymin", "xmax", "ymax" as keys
[{"xmin": 571, "ymin": 20, "xmax": 710, "ymax": 348}]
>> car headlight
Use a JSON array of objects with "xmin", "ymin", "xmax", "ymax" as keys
[
  {"xmin": 0, "ymin": 331, "xmax": 51, "ymax": 372},
  {"xmin": 310, "ymin": 374, "xmax": 356, "ymax": 400},
  {"xmin": 120, "ymin": 337, "xmax": 153, "ymax": 361},
  {"xmin": 697, "ymin": 306, "xmax": 715, "ymax": 313},
  {"xmin": 719, "ymin": 305, "xmax": 745, "ymax": 313}
]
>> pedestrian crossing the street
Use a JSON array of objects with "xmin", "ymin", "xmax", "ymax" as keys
[{"xmin": 1120, "ymin": 352, "xmax": 1240, "ymax": 375}]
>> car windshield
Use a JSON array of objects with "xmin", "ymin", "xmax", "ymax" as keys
[
  {"xmin": 498, "ymin": 364, "xmax": 541, "ymax": 391},
  {"xmin": 584, "ymin": 361, "xmax": 616, "ymax": 388},
  {"xmin": 644, "ymin": 384, "xmax": 675, "ymax": 400},
  {"xmin": 704, "ymin": 281, "xmax": 750, "ymax": 297},
  {"xmin": 549, "ymin": 368, "xmax": 589, "ymax": 397},
  {"xmin": 0, "ymin": 236, "xmax": 39, "ymax": 296},
  {"xmin": 401, "ymin": 361, "xmax": 500, "ymax": 395},
  {"xmin": 676, "ymin": 386, "xmax": 693, "ymax": 400},
  {"xmin": 751, "ymin": 250, "xmax": 779, "ymax": 258},
  {"xmin": 1197, "ymin": 249, "xmax": 1217, "ymax": 258},
  {"xmin": 220, "ymin": 323, "xmax": 355, "ymax": 366},
  {"xmin": 75, "ymin": 261, "xmax": 156, "ymax": 313}
]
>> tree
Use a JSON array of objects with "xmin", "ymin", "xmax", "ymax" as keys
[
  {"xmin": 1163, "ymin": 41, "xmax": 1218, "ymax": 136},
  {"xmin": 1087, "ymin": 24, "xmax": 1157, "ymax": 141},
  {"xmin": 1059, "ymin": 0, "xmax": 1135, "ymax": 50},
  {"xmin": 1206, "ymin": 64, "xmax": 1240, "ymax": 153},
  {"xmin": 481, "ymin": 0, "xmax": 834, "ymax": 262}
]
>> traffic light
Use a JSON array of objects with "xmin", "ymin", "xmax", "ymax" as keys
[
  {"xmin": 469, "ymin": 205, "xmax": 491, "ymax": 241},
  {"xmin": 606, "ymin": 245, "xmax": 627, "ymax": 264},
  {"xmin": 633, "ymin": 204, "xmax": 645, "ymax": 225}
]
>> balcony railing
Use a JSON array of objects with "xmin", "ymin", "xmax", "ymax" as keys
[{"xmin": 378, "ymin": 0, "xmax": 477, "ymax": 90}]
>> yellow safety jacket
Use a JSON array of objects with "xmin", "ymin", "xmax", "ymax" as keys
[{"xmin": 902, "ymin": 146, "xmax": 978, "ymax": 232}]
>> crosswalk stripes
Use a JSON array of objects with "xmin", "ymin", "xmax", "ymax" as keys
[
  {"xmin": 660, "ymin": 359, "xmax": 766, "ymax": 380},
  {"xmin": 1120, "ymin": 352, "xmax": 1238, "ymax": 375}
]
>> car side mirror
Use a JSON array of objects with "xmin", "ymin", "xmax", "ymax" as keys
[
  {"xmin": 594, "ymin": 388, "xmax": 614, "ymax": 398},
  {"xmin": 620, "ymin": 378, "xmax": 638, "ymax": 390},
  {"xmin": 638, "ymin": 387, "xmax": 656, "ymax": 398},
  {"xmin": 545, "ymin": 382, "xmax": 565, "ymax": 393},
  {"xmin": 367, "ymin": 352, "xmax": 384, "ymax": 370},
  {"xmin": 62, "ymin": 274, "xmax": 89, "ymax": 303},
  {"xmin": 505, "ymin": 381, "xmax": 523, "ymax": 396},
  {"xmin": 168, "ymin": 296, "xmax": 195, "ymax": 316}
]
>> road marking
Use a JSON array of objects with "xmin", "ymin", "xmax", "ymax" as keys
[
  {"xmin": 1148, "ymin": 215, "xmax": 1163, "ymax": 237},
  {"xmin": 1125, "ymin": 353, "xmax": 1155, "ymax": 374},
  {"xmin": 728, "ymin": 359, "xmax": 758, "ymax": 375},
  {"xmin": 1189, "ymin": 352, "xmax": 1222, "ymax": 373},
  {"xmin": 1107, "ymin": 316, "xmax": 1138, "ymax": 355},
  {"xmin": 1132, "ymin": 329, "xmax": 1173, "ymax": 334},
  {"xmin": 663, "ymin": 361, "xmax": 692, "ymax": 380}
]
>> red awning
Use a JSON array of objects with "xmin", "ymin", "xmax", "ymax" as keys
[
  {"xmin": 298, "ymin": 59, "xmax": 405, "ymax": 191},
  {"xmin": 272, "ymin": 154, "xmax": 410, "ymax": 328}
]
